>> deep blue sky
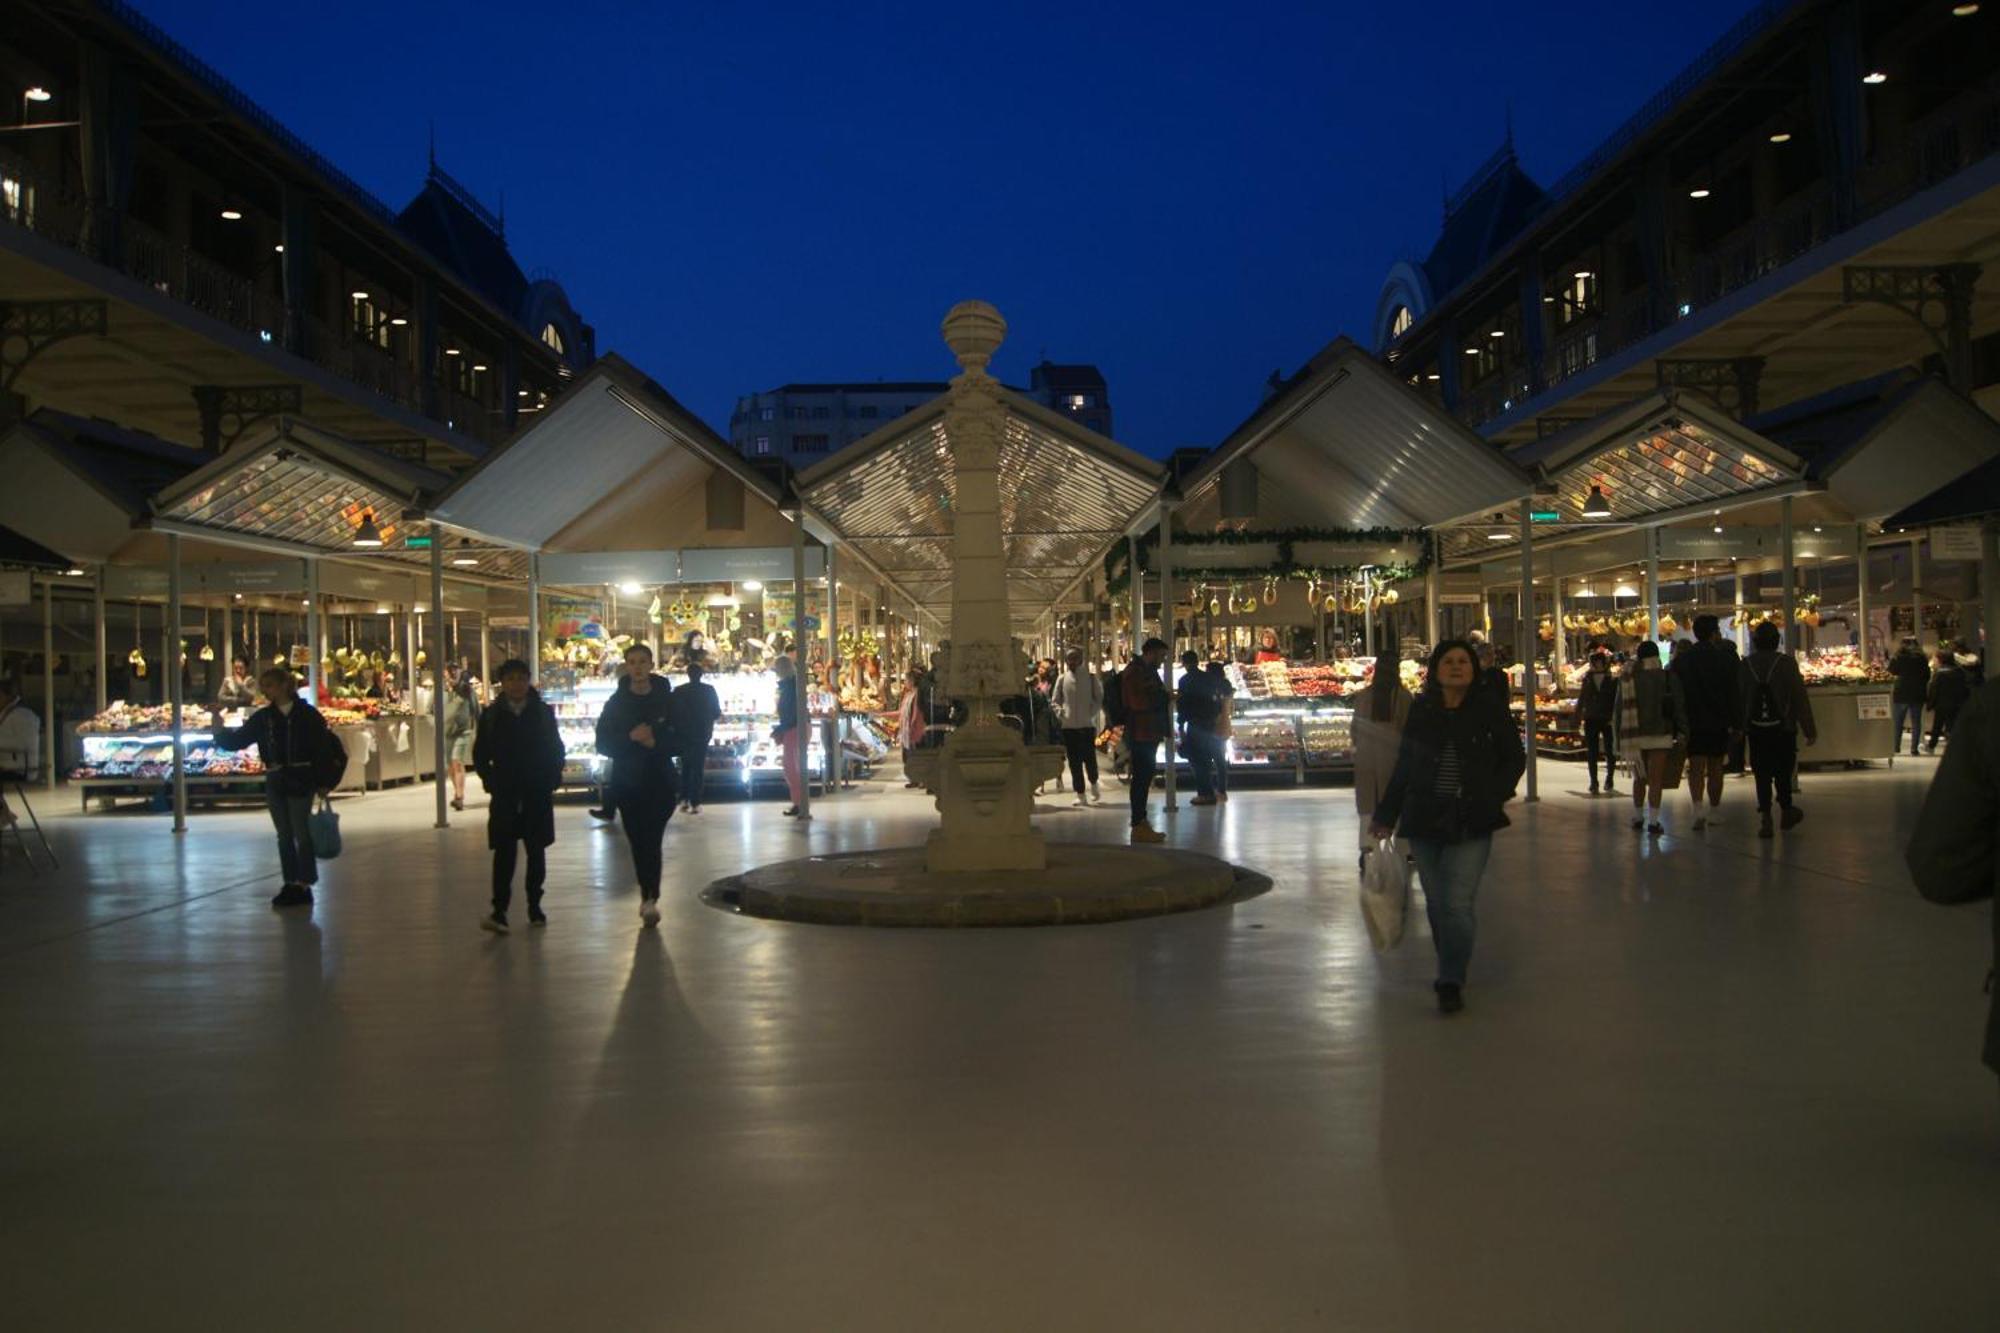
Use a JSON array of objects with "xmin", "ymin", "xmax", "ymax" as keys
[{"xmin": 151, "ymin": 0, "xmax": 1759, "ymax": 457}]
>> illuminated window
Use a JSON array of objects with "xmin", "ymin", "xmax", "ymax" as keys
[
  {"xmin": 1554, "ymin": 270, "xmax": 1600, "ymax": 328},
  {"xmin": 752, "ymin": 436, "xmax": 771, "ymax": 455},
  {"xmin": 540, "ymin": 323, "xmax": 565, "ymax": 355},
  {"xmin": 351, "ymin": 296, "xmax": 392, "ymax": 350},
  {"xmin": 1, "ymin": 174, "xmax": 33, "ymax": 226},
  {"xmin": 1390, "ymin": 305, "xmax": 1413, "ymax": 339}
]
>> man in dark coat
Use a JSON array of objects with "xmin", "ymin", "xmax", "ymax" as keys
[
  {"xmin": 1670, "ymin": 615, "xmax": 1742, "ymax": 830},
  {"xmin": 1889, "ymin": 637, "xmax": 1932, "ymax": 758},
  {"xmin": 1925, "ymin": 648, "xmax": 1971, "ymax": 753},
  {"xmin": 595, "ymin": 643, "xmax": 678, "ymax": 927},
  {"xmin": 1905, "ymin": 678, "xmax": 2000, "ymax": 1081},
  {"xmin": 670, "ymin": 659, "xmax": 723, "ymax": 812},
  {"xmin": 473, "ymin": 659, "xmax": 565, "ymax": 933},
  {"xmin": 212, "ymin": 666, "xmax": 345, "ymax": 908}
]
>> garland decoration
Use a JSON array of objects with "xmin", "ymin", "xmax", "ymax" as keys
[{"xmin": 1104, "ymin": 525, "xmax": 1431, "ymax": 597}]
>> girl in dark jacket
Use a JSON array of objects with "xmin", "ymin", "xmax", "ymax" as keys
[
  {"xmin": 594, "ymin": 643, "xmax": 678, "ymax": 927},
  {"xmin": 1371, "ymin": 639, "xmax": 1527, "ymax": 1014},
  {"xmin": 473, "ymin": 659, "xmax": 565, "ymax": 933}
]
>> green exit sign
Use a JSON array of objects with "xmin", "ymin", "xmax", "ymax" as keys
[
  {"xmin": 404, "ymin": 534, "xmax": 432, "ymax": 548},
  {"xmin": 1528, "ymin": 510, "xmax": 1562, "ymax": 525}
]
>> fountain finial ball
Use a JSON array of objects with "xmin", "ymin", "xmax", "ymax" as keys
[{"xmin": 941, "ymin": 301, "xmax": 1006, "ymax": 373}]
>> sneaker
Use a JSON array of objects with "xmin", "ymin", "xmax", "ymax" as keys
[
  {"xmin": 1434, "ymin": 982, "xmax": 1465, "ymax": 1015},
  {"xmin": 480, "ymin": 910, "xmax": 509, "ymax": 934},
  {"xmin": 1090, "ymin": 784, "xmax": 1101, "ymax": 804},
  {"xmin": 1589, "ymin": 781, "xmax": 1600, "ymax": 795},
  {"xmin": 1131, "ymin": 823, "xmax": 1166, "ymax": 844},
  {"xmin": 1074, "ymin": 793, "xmax": 1090, "ymax": 807},
  {"xmin": 1604, "ymin": 784, "xmax": 1619, "ymax": 796},
  {"xmin": 1648, "ymin": 821, "xmax": 1664, "ymax": 836},
  {"xmin": 691, "ymin": 805, "xmax": 702, "ymax": 814},
  {"xmin": 1631, "ymin": 816, "xmax": 1645, "ymax": 830},
  {"xmin": 1190, "ymin": 795, "xmax": 1217, "ymax": 807},
  {"xmin": 1758, "ymin": 813, "xmax": 1774, "ymax": 839},
  {"xmin": 1691, "ymin": 816, "xmax": 1707, "ymax": 832},
  {"xmin": 271, "ymin": 883, "xmax": 313, "ymax": 908},
  {"xmin": 1216, "ymin": 792, "xmax": 1229, "ymax": 804},
  {"xmin": 588, "ymin": 807, "xmax": 615, "ymax": 822},
  {"xmin": 1780, "ymin": 805, "xmax": 1806, "ymax": 831},
  {"xmin": 528, "ymin": 906, "xmax": 547, "ymax": 928},
  {"xmin": 782, "ymin": 806, "xmax": 800, "ymax": 817},
  {"xmin": 640, "ymin": 899, "xmax": 660, "ymax": 928}
]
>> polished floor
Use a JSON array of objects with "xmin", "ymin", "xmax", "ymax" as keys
[{"xmin": 2, "ymin": 758, "xmax": 1994, "ymax": 1331}]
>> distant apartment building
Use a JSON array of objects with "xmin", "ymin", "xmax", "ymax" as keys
[{"xmin": 731, "ymin": 360, "xmax": 1112, "ymax": 465}]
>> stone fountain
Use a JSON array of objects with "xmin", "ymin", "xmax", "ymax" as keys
[{"xmin": 706, "ymin": 303, "xmax": 1262, "ymax": 927}]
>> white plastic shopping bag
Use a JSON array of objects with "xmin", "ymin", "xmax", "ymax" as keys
[{"xmin": 1360, "ymin": 839, "xmax": 1409, "ymax": 951}]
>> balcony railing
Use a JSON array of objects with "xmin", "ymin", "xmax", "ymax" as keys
[
  {"xmin": 0, "ymin": 150, "xmax": 503, "ymax": 449},
  {"xmin": 1453, "ymin": 78, "xmax": 2000, "ymax": 431}
]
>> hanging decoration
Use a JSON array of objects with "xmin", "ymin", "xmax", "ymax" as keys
[{"xmin": 1105, "ymin": 525, "xmax": 1432, "ymax": 597}]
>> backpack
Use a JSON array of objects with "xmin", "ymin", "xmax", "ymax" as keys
[
  {"xmin": 1101, "ymin": 669, "xmax": 1129, "ymax": 728},
  {"xmin": 1746, "ymin": 658, "xmax": 1785, "ymax": 730},
  {"xmin": 311, "ymin": 723, "xmax": 350, "ymax": 790}
]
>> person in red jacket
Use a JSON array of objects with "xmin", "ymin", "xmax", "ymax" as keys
[{"xmin": 1120, "ymin": 638, "xmax": 1171, "ymax": 843}]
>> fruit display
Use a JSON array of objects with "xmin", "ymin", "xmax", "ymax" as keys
[
  {"xmin": 1297, "ymin": 714, "xmax": 1353, "ymax": 764},
  {"xmin": 71, "ymin": 735, "xmax": 263, "ymax": 780},
  {"xmin": 79, "ymin": 702, "xmax": 217, "ymax": 734},
  {"xmin": 1799, "ymin": 646, "xmax": 1891, "ymax": 685},
  {"xmin": 1228, "ymin": 716, "xmax": 1301, "ymax": 764}
]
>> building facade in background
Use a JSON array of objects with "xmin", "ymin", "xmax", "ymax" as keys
[{"xmin": 730, "ymin": 360, "xmax": 1112, "ymax": 465}]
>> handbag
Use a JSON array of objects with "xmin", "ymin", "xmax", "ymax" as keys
[
  {"xmin": 1661, "ymin": 740, "xmax": 1688, "ymax": 791},
  {"xmin": 1360, "ymin": 838, "xmax": 1409, "ymax": 951},
  {"xmin": 308, "ymin": 795, "xmax": 342, "ymax": 859}
]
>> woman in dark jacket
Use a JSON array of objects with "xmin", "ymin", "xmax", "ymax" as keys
[
  {"xmin": 473, "ymin": 659, "xmax": 565, "ymax": 933},
  {"xmin": 594, "ymin": 643, "xmax": 678, "ymax": 928},
  {"xmin": 1371, "ymin": 639, "xmax": 1527, "ymax": 1014},
  {"xmin": 211, "ymin": 666, "xmax": 345, "ymax": 908}
]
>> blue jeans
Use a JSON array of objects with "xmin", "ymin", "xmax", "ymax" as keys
[
  {"xmin": 1184, "ymin": 728, "xmax": 1227, "ymax": 797},
  {"xmin": 1892, "ymin": 701, "xmax": 1923, "ymax": 755},
  {"xmin": 266, "ymin": 784, "xmax": 317, "ymax": 886},
  {"xmin": 1410, "ymin": 835, "xmax": 1493, "ymax": 987}
]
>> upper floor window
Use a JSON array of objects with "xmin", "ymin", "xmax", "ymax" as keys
[
  {"xmin": 811, "ymin": 406, "xmax": 831, "ymax": 420},
  {"xmin": 794, "ymin": 434, "xmax": 830, "ymax": 453},
  {"xmin": 1389, "ymin": 306, "xmax": 1413, "ymax": 340},
  {"xmin": 1064, "ymin": 392, "xmax": 1096, "ymax": 410},
  {"xmin": 856, "ymin": 405, "xmax": 878, "ymax": 419},
  {"xmin": 1552, "ymin": 270, "xmax": 1600, "ymax": 329},
  {"xmin": 540, "ymin": 323, "xmax": 565, "ymax": 355},
  {"xmin": 352, "ymin": 295, "xmax": 391, "ymax": 350},
  {"xmin": 759, "ymin": 406, "xmax": 775, "ymax": 421},
  {"xmin": 752, "ymin": 435, "xmax": 771, "ymax": 455}
]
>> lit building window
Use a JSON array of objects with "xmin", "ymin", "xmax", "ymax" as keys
[
  {"xmin": 1390, "ymin": 305, "xmax": 1413, "ymax": 339},
  {"xmin": 540, "ymin": 323, "xmax": 565, "ymax": 355},
  {"xmin": 752, "ymin": 436, "xmax": 771, "ymax": 455}
]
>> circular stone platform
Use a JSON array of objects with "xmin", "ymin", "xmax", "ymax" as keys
[{"xmin": 706, "ymin": 844, "xmax": 1269, "ymax": 928}]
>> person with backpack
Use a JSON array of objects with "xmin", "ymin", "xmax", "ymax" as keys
[
  {"xmin": 443, "ymin": 666, "xmax": 478, "ymax": 812},
  {"xmin": 1176, "ymin": 650, "xmax": 1225, "ymax": 806},
  {"xmin": 1051, "ymin": 648, "xmax": 1104, "ymax": 806},
  {"xmin": 1889, "ymin": 637, "xmax": 1931, "ymax": 758},
  {"xmin": 1118, "ymin": 639, "xmax": 1171, "ymax": 843},
  {"xmin": 473, "ymin": 659, "xmax": 565, "ymax": 933},
  {"xmin": 1739, "ymin": 620, "xmax": 1816, "ymax": 838},
  {"xmin": 1925, "ymin": 647, "xmax": 1971, "ymax": 753},
  {"xmin": 594, "ymin": 643, "xmax": 678, "ymax": 927},
  {"xmin": 211, "ymin": 665, "xmax": 346, "ymax": 908},
  {"xmin": 1904, "ymin": 676, "xmax": 2000, "ymax": 1085}
]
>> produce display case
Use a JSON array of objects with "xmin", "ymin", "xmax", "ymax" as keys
[
  {"xmin": 71, "ymin": 703, "xmax": 260, "ymax": 809},
  {"xmin": 1799, "ymin": 648, "xmax": 1897, "ymax": 765}
]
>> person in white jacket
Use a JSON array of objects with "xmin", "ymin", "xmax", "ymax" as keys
[
  {"xmin": 0, "ymin": 676, "xmax": 43, "ymax": 826},
  {"xmin": 1051, "ymin": 648, "xmax": 1104, "ymax": 806}
]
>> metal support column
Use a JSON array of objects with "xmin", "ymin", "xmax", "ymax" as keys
[
  {"xmin": 42, "ymin": 578, "xmax": 55, "ymax": 792},
  {"xmin": 1159, "ymin": 497, "xmax": 1176, "ymax": 813},
  {"xmin": 169, "ymin": 535, "xmax": 186, "ymax": 832},
  {"xmin": 1646, "ymin": 528, "xmax": 1662, "ymax": 642},
  {"xmin": 1780, "ymin": 497, "xmax": 1797, "ymax": 653},
  {"xmin": 1425, "ymin": 537, "xmax": 1441, "ymax": 648},
  {"xmin": 1909, "ymin": 532, "xmax": 1923, "ymax": 647},
  {"xmin": 1982, "ymin": 520, "xmax": 2000, "ymax": 662},
  {"xmin": 1551, "ymin": 575, "xmax": 1566, "ymax": 672},
  {"xmin": 93, "ymin": 569, "xmax": 108, "ymax": 713},
  {"xmin": 479, "ymin": 611, "xmax": 492, "ymax": 698},
  {"xmin": 1855, "ymin": 528, "xmax": 1871, "ymax": 661},
  {"xmin": 1519, "ymin": 506, "xmax": 1538, "ymax": 803},
  {"xmin": 791, "ymin": 505, "xmax": 811, "ymax": 821},
  {"xmin": 1128, "ymin": 534, "xmax": 1143, "ymax": 660},
  {"xmin": 305, "ymin": 559, "xmax": 321, "ymax": 701},
  {"xmin": 430, "ymin": 539, "xmax": 448, "ymax": 829},
  {"xmin": 527, "ymin": 555, "xmax": 541, "ymax": 686},
  {"xmin": 826, "ymin": 543, "xmax": 840, "ymax": 794},
  {"xmin": 218, "ymin": 599, "xmax": 231, "ymax": 703},
  {"xmin": 1362, "ymin": 569, "xmax": 1376, "ymax": 658}
]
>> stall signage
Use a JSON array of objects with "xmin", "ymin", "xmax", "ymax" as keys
[
  {"xmin": 104, "ymin": 566, "xmax": 170, "ymax": 597},
  {"xmin": 1930, "ymin": 525, "xmax": 1984, "ymax": 561},
  {"xmin": 1528, "ymin": 510, "xmax": 1562, "ymax": 525},
  {"xmin": 1855, "ymin": 693, "xmax": 1892, "ymax": 721},
  {"xmin": 403, "ymin": 534, "xmax": 432, "ymax": 549},
  {"xmin": 679, "ymin": 546, "xmax": 824, "ymax": 583},
  {"xmin": 536, "ymin": 550, "xmax": 680, "ymax": 587},
  {"xmin": 195, "ymin": 561, "xmax": 306, "ymax": 594}
]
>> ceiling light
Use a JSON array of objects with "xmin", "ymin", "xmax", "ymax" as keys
[
  {"xmin": 471, "ymin": 363, "xmax": 487, "ymax": 372},
  {"xmin": 618, "ymin": 581, "xmax": 644, "ymax": 596},
  {"xmin": 1573, "ymin": 270, "xmax": 1594, "ymax": 280},
  {"xmin": 451, "ymin": 539, "xmax": 478, "ymax": 567},
  {"xmin": 301, "ymin": 599, "xmax": 311, "ymax": 607},
  {"xmin": 1688, "ymin": 187, "xmax": 1711, "ymax": 199},
  {"xmin": 1713, "ymin": 522, "xmax": 1724, "ymax": 534},
  {"xmin": 219, "ymin": 208, "xmax": 243, "ymax": 220},
  {"xmin": 742, "ymin": 579, "xmax": 763, "ymax": 592},
  {"xmin": 1542, "ymin": 295, "xmax": 1555, "ymax": 303},
  {"xmin": 1952, "ymin": 3, "xmax": 1980, "ymax": 14},
  {"xmin": 1614, "ymin": 582, "xmax": 1639, "ymax": 598},
  {"xmin": 273, "ymin": 243, "xmax": 285, "ymax": 253},
  {"xmin": 24, "ymin": 87, "xmax": 52, "ymax": 103},
  {"xmin": 1769, "ymin": 132, "xmax": 1792, "ymax": 144},
  {"xmin": 351, "ymin": 512, "xmax": 385, "ymax": 547},
  {"xmin": 390, "ymin": 317, "xmax": 408, "ymax": 327},
  {"xmin": 1581, "ymin": 484, "xmax": 1612, "ymax": 519},
  {"xmin": 65, "ymin": 566, "xmax": 84, "ymax": 576},
  {"xmin": 517, "ymin": 388, "xmax": 530, "ymax": 397},
  {"xmin": 1489, "ymin": 329, "xmax": 1505, "ymax": 339},
  {"xmin": 1464, "ymin": 346, "xmax": 1480, "ymax": 354},
  {"xmin": 444, "ymin": 347, "xmax": 461, "ymax": 357},
  {"xmin": 1487, "ymin": 531, "xmax": 1513, "ymax": 541},
  {"xmin": 1426, "ymin": 373, "xmax": 1440, "ymax": 381},
  {"xmin": 351, "ymin": 290, "xmax": 369, "ymax": 301},
  {"xmin": 1863, "ymin": 71, "xmax": 1887, "ymax": 85}
]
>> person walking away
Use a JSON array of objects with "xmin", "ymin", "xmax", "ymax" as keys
[
  {"xmin": 1670, "ymin": 615, "xmax": 1741, "ymax": 830},
  {"xmin": 897, "ymin": 667, "xmax": 929, "ymax": 788},
  {"xmin": 671, "ymin": 659, "xmax": 722, "ymax": 812},
  {"xmin": 1926, "ymin": 648, "xmax": 1970, "ymax": 753},
  {"xmin": 1614, "ymin": 639, "xmax": 1686, "ymax": 836},
  {"xmin": 1052, "ymin": 648, "xmax": 1104, "ymax": 806},
  {"xmin": 594, "ymin": 644, "xmax": 678, "ymax": 927},
  {"xmin": 443, "ymin": 668, "xmax": 477, "ymax": 811},
  {"xmin": 1120, "ymin": 639, "xmax": 1171, "ymax": 842},
  {"xmin": 1739, "ymin": 620, "xmax": 1816, "ymax": 838},
  {"xmin": 1350, "ymin": 650, "xmax": 1413, "ymax": 868},
  {"xmin": 1904, "ymin": 676, "xmax": 2000, "ymax": 1084},
  {"xmin": 1371, "ymin": 640, "xmax": 1525, "ymax": 1015},
  {"xmin": 212, "ymin": 666, "xmax": 344, "ymax": 907},
  {"xmin": 1889, "ymin": 636, "xmax": 1931, "ymax": 758},
  {"xmin": 474, "ymin": 659, "xmax": 564, "ymax": 933},
  {"xmin": 0, "ymin": 676, "xmax": 41, "ymax": 826},
  {"xmin": 1176, "ymin": 651, "xmax": 1223, "ymax": 806},
  {"xmin": 216, "ymin": 656, "xmax": 257, "ymax": 710},
  {"xmin": 1576, "ymin": 650, "xmax": 1618, "ymax": 796},
  {"xmin": 1204, "ymin": 660, "xmax": 1235, "ymax": 804},
  {"xmin": 771, "ymin": 655, "xmax": 808, "ymax": 818}
]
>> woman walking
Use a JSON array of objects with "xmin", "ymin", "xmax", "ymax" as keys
[
  {"xmin": 772, "ymin": 654, "xmax": 807, "ymax": 818},
  {"xmin": 473, "ymin": 659, "xmax": 564, "ymax": 933},
  {"xmin": 1051, "ymin": 648, "xmax": 1104, "ymax": 806},
  {"xmin": 1370, "ymin": 640, "xmax": 1525, "ymax": 1014},
  {"xmin": 897, "ymin": 667, "xmax": 929, "ymax": 788},
  {"xmin": 443, "ymin": 667, "xmax": 478, "ymax": 811},
  {"xmin": 594, "ymin": 643, "xmax": 678, "ymax": 927},
  {"xmin": 1350, "ymin": 649, "xmax": 1413, "ymax": 869},
  {"xmin": 1615, "ymin": 639, "xmax": 1686, "ymax": 836},
  {"xmin": 211, "ymin": 666, "xmax": 345, "ymax": 908}
]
